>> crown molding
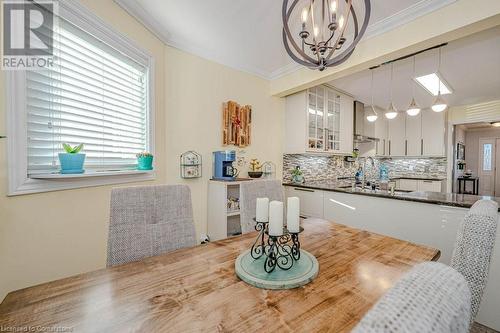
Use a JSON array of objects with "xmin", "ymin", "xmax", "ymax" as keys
[
  {"xmin": 114, "ymin": 0, "xmax": 271, "ymax": 80},
  {"xmin": 364, "ymin": 0, "xmax": 457, "ymax": 39},
  {"xmin": 114, "ymin": 0, "xmax": 457, "ymax": 81}
]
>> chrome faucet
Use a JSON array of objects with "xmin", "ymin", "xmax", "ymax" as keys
[{"xmin": 361, "ymin": 156, "xmax": 375, "ymax": 189}]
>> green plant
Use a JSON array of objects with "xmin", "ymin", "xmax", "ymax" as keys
[
  {"xmin": 136, "ymin": 152, "xmax": 153, "ymax": 158},
  {"xmin": 62, "ymin": 143, "xmax": 83, "ymax": 154},
  {"xmin": 291, "ymin": 166, "xmax": 302, "ymax": 177}
]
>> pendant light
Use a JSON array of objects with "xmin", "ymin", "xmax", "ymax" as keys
[
  {"xmin": 432, "ymin": 47, "xmax": 447, "ymax": 112},
  {"xmin": 406, "ymin": 56, "xmax": 421, "ymax": 116},
  {"xmin": 366, "ymin": 69, "xmax": 378, "ymax": 122},
  {"xmin": 385, "ymin": 63, "xmax": 398, "ymax": 119}
]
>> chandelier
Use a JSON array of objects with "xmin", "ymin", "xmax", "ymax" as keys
[{"xmin": 282, "ymin": 0, "xmax": 371, "ymax": 71}]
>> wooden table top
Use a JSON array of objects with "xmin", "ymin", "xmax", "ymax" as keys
[{"xmin": 0, "ymin": 219, "xmax": 440, "ymax": 333}]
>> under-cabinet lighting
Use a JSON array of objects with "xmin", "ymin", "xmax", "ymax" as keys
[
  {"xmin": 329, "ymin": 198, "xmax": 356, "ymax": 210},
  {"xmin": 414, "ymin": 73, "xmax": 452, "ymax": 96}
]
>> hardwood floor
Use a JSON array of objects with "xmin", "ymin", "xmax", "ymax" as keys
[{"xmin": 471, "ymin": 323, "xmax": 499, "ymax": 333}]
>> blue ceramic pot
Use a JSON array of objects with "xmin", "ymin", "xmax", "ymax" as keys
[
  {"xmin": 58, "ymin": 153, "xmax": 85, "ymax": 174},
  {"xmin": 292, "ymin": 174, "xmax": 304, "ymax": 184},
  {"xmin": 137, "ymin": 156, "xmax": 153, "ymax": 170}
]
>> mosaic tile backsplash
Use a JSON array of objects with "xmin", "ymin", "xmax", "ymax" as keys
[{"xmin": 282, "ymin": 154, "xmax": 447, "ymax": 182}]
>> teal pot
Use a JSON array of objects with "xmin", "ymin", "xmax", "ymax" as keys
[
  {"xmin": 137, "ymin": 156, "xmax": 153, "ymax": 170},
  {"xmin": 291, "ymin": 174, "xmax": 304, "ymax": 184},
  {"xmin": 58, "ymin": 153, "xmax": 85, "ymax": 174}
]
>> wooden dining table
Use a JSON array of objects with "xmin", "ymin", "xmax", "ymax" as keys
[{"xmin": 0, "ymin": 219, "xmax": 439, "ymax": 333}]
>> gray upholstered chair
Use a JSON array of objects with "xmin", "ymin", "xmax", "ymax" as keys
[
  {"xmin": 239, "ymin": 180, "xmax": 284, "ymax": 234},
  {"xmin": 107, "ymin": 184, "xmax": 197, "ymax": 267},
  {"xmin": 353, "ymin": 262, "xmax": 471, "ymax": 333},
  {"xmin": 450, "ymin": 199, "xmax": 499, "ymax": 321}
]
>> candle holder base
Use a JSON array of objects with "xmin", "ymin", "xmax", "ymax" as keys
[{"xmin": 235, "ymin": 249, "xmax": 319, "ymax": 290}]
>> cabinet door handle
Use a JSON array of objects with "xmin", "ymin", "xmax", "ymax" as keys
[
  {"xmin": 383, "ymin": 139, "xmax": 386, "ymax": 155},
  {"xmin": 421, "ymin": 139, "xmax": 424, "ymax": 155},
  {"xmin": 405, "ymin": 140, "xmax": 408, "ymax": 156},
  {"xmin": 389, "ymin": 140, "xmax": 391, "ymax": 155},
  {"xmin": 294, "ymin": 188, "xmax": 315, "ymax": 192}
]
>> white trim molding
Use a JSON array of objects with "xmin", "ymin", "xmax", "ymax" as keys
[
  {"xmin": 6, "ymin": 0, "xmax": 156, "ymax": 196},
  {"xmin": 115, "ymin": 0, "xmax": 457, "ymax": 81}
]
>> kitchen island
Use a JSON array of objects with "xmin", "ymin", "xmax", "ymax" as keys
[
  {"xmin": 283, "ymin": 179, "xmax": 500, "ymax": 210},
  {"xmin": 283, "ymin": 180, "xmax": 500, "ymax": 330}
]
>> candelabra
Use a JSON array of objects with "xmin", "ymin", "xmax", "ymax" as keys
[{"xmin": 251, "ymin": 219, "xmax": 303, "ymax": 273}]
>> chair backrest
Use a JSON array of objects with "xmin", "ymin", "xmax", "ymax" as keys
[
  {"xmin": 107, "ymin": 184, "xmax": 197, "ymax": 267},
  {"xmin": 353, "ymin": 262, "xmax": 471, "ymax": 333},
  {"xmin": 239, "ymin": 180, "xmax": 284, "ymax": 234},
  {"xmin": 450, "ymin": 199, "xmax": 499, "ymax": 320}
]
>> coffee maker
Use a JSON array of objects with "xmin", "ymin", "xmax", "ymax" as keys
[{"xmin": 213, "ymin": 150, "xmax": 238, "ymax": 181}]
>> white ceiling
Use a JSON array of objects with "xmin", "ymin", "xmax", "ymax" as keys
[
  {"xmin": 115, "ymin": 0, "xmax": 456, "ymax": 79},
  {"xmin": 329, "ymin": 26, "xmax": 500, "ymax": 109}
]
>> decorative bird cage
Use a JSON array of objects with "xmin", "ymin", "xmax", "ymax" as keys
[
  {"xmin": 180, "ymin": 151, "xmax": 202, "ymax": 179},
  {"xmin": 261, "ymin": 161, "xmax": 276, "ymax": 179}
]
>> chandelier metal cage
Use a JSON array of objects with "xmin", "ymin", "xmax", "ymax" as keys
[{"xmin": 282, "ymin": 0, "xmax": 371, "ymax": 71}]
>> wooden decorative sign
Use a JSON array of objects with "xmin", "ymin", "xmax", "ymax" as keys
[{"xmin": 222, "ymin": 101, "xmax": 252, "ymax": 147}]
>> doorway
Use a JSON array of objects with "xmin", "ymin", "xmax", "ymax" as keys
[{"xmin": 478, "ymin": 138, "xmax": 495, "ymax": 196}]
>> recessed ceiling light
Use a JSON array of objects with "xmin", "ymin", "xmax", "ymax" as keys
[{"xmin": 414, "ymin": 73, "xmax": 452, "ymax": 96}]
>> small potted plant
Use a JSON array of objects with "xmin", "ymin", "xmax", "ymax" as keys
[
  {"xmin": 291, "ymin": 166, "xmax": 304, "ymax": 184},
  {"xmin": 248, "ymin": 158, "xmax": 263, "ymax": 178},
  {"xmin": 59, "ymin": 143, "xmax": 85, "ymax": 174},
  {"xmin": 137, "ymin": 152, "xmax": 154, "ymax": 170}
]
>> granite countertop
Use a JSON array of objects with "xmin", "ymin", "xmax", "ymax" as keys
[
  {"xmin": 390, "ymin": 176, "xmax": 446, "ymax": 181},
  {"xmin": 283, "ymin": 180, "xmax": 500, "ymax": 210}
]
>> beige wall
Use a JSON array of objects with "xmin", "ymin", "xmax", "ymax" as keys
[
  {"xmin": 164, "ymin": 47, "xmax": 284, "ymax": 239},
  {"xmin": 0, "ymin": 0, "xmax": 284, "ymax": 301}
]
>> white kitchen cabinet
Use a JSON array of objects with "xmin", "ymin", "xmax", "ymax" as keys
[
  {"xmin": 285, "ymin": 85, "xmax": 353, "ymax": 155},
  {"xmin": 388, "ymin": 115, "xmax": 406, "ymax": 156},
  {"xmin": 375, "ymin": 118, "xmax": 388, "ymax": 157},
  {"xmin": 405, "ymin": 113, "xmax": 422, "ymax": 156},
  {"xmin": 285, "ymin": 186, "xmax": 324, "ymax": 218},
  {"xmin": 422, "ymin": 110, "xmax": 445, "ymax": 156},
  {"xmin": 418, "ymin": 179, "xmax": 443, "ymax": 192},
  {"xmin": 398, "ymin": 179, "xmax": 419, "ymax": 191}
]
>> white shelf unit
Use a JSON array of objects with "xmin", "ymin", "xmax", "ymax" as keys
[{"xmin": 208, "ymin": 180, "xmax": 251, "ymax": 241}]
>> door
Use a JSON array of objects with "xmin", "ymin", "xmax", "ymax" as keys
[
  {"xmin": 406, "ymin": 113, "xmax": 422, "ymax": 156},
  {"xmin": 306, "ymin": 86, "xmax": 325, "ymax": 152},
  {"xmin": 388, "ymin": 115, "xmax": 406, "ymax": 156},
  {"xmin": 496, "ymin": 138, "xmax": 500, "ymax": 196},
  {"xmin": 422, "ymin": 111, "xmax": 445, "ymax": 156},
  {"xmin": 326, "ymin": 87, "xmax": 341, "ymax": 152},
  {"xmin": 479, "ymin": 138, "xmax": 495, "ymax": 196}
]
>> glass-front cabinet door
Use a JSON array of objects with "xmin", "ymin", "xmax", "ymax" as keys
[
  {"xmin": 307, "ymin": 86, "xmax": 324, "ymax": 151},
  {"xmin": 307, "ymin": 85, "xmax": 341, "ymax": 152},
  {"xmin": 326, "ymin": 88, "xmax": 341, "ymax": 151}
]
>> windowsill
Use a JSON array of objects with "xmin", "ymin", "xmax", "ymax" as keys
[
  {"xmin": 29, "ymin": 169, "xmax": 153, "ymax": 179},
  {"xmin": 9, "ymin": 169, "xmax": 156, "ymax": 196}
]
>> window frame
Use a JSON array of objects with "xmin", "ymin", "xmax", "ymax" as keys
[{"xmin": 6, "ymin": 1, "xmax": 155, "ymax": 196}]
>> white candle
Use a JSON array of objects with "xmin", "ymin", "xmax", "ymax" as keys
[
  {"xmin": 256, "ymin": 197, "xmax": 269, "ymax": 222},
  {"xmin": 269, "ymin": 201, "xmax": 284, "ymax": 236},
  {"xmin": 287, "ymin": 197, "xmax": 300, "ymax": 233}
]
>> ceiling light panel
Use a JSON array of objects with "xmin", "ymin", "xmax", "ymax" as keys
[{"xmin": 414, "ymin": 73, "xmax": 452, "ymax": 96}]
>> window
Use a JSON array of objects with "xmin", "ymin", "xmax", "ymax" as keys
[
  {"xmin": 27, "ymin": 18, "xmax": 148, "ymax": 174},
  {"xmin": 7, "ymin": 1, "xmax": 155, "ymax": 195},
  {"xmin": 483, "ymin": 143, "xmax": 492, "ymax": 171}
]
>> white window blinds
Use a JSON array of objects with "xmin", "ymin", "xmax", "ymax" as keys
[{"xmin": 27, "ymin": 17, "xmax": 149, "ymax": 174}]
